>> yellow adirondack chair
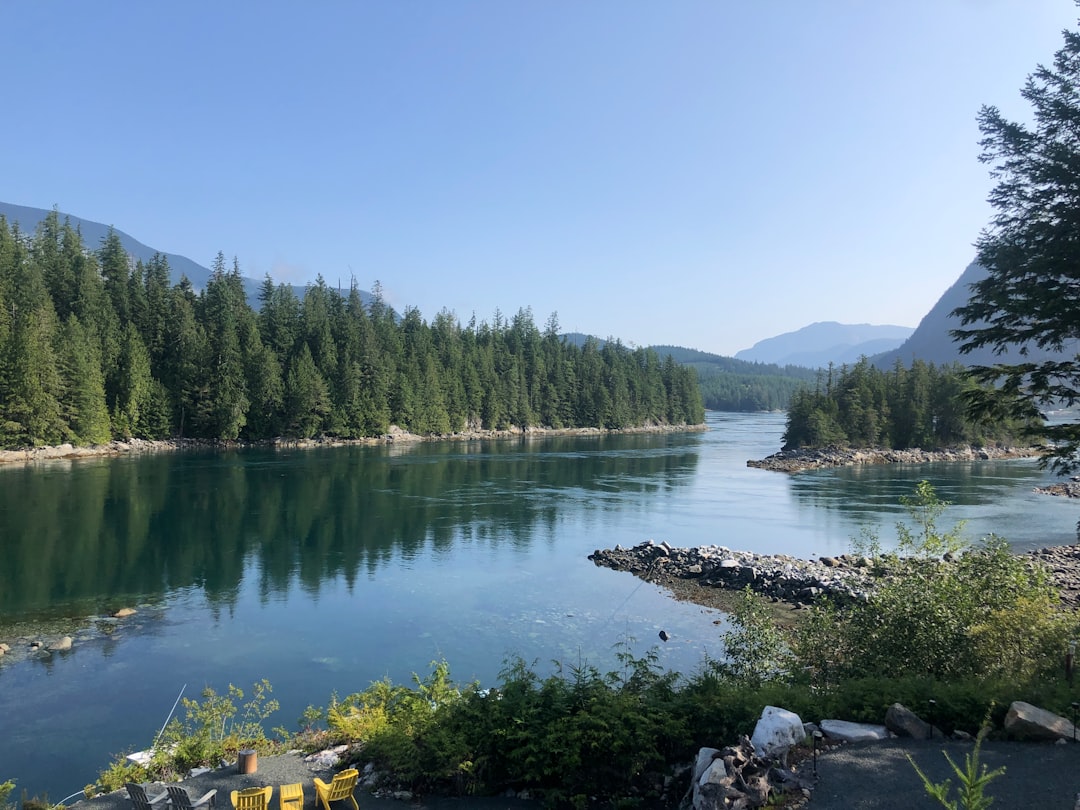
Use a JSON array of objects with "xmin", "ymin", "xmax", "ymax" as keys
[
  {"xmin": 313, "ymin": 769, "xmax": 359, "ymax": 810},
  {"xmin": 230, "ymin": 786, "xmax": 272, "ymax": 810}
]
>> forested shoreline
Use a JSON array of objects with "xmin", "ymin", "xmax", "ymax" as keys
[
  {"xmin": 782, "ymin": 357, "xmax": 1035, "ymax": 451},
  {"xmin": 0, "ymin": 212, "xmax": 704, "ymax": 450}
]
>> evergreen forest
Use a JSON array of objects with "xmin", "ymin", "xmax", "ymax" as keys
[
  {"xmin": 782, "ymin": 357, "xmax": 1034, "ymax": 450},
  {"xmin": 651, "ymin": 345, "xmax": 817, "ymax": 412},
  {"xmin": 0, "ymin": 213, "xmax": 704, "ymax": 449}
]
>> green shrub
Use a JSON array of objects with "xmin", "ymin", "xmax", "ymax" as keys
[
  {"xmin": 791, "ymin": 482, "xmax": 1068, "ymax": 686},
  {"xmin": 710, "ymin": 587, "xmax": 792, "ymax": 687},
  {"xmin": 92, "ymin": 679, "xmax": 283, "ymax": 793}
]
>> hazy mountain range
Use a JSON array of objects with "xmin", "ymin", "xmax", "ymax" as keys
[
  {"xmin": 735, "ymin": 322, "xmax": 914, "ymax": 368},
  {"xmin": 0, "ymin": 202, "xmax": 363, "ymax": 308}
]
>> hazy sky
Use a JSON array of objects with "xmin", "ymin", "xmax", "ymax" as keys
[{"xmin": 3, "ymin": 3, "xmax": 1075, "ymax": 356}]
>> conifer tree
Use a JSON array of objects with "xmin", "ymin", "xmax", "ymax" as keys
[
  {"xmin": 952, "ymin": 20, "xmax": 1080, "ymax": 471},
  {"xmin": 58, "ymin": 314, "xmax": 111, "ymax": 444}
]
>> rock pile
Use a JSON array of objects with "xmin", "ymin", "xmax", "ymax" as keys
[
  {"xmin": 1027, "ymin": 545, "xmax": 1080, "ymax": 609},
  {"xmin": 1035, "ymin": 481, "xmax": 1080, "ymax": 498},
  {"xmin": 747, "ymin": 445, "xmax": 1040, "ymax": 473},
  {"xmin": 589, "ymin": 541, "xmax": 877, "ymax": 606},
  {"xmin": 591, "ymin": 539, "xmax": 1080, "ymax": 611},
  {"xmin": 689, "ymin": 735, "xmax": 813, "ymax": 810}
]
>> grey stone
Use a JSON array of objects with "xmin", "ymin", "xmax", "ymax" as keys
[
  {"xmin": 1004, "ymin": 700, "xmax": 1076, "ymax": 741},
  {"xmin": 820, "ymin": 719, "xmax": 889, "ymax": 742},
  {"xmin": 885, "ymin": 702, "xmax": 936, "ymax": 739}
]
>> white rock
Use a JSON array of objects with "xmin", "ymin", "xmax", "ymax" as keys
[
  {"xmin": 751, "ymin": 705, "xmax": 805, "ymax": 757},
  {"xmin": 698, "ymin": 759, "xmax": 727, "ymax": 786},
  {"xmin": 820, "ymin": 719, "xmax": 889, "ymax": 742},
  {"xmin": 693, "ymin": 758, "xmax": 729, "ymax": 810},
  {"xmin": 691, "ymin": 747, "xmax": 721, "ymax": 785}
]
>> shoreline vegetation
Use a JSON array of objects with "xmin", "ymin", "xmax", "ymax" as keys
[
  {"xmin": 0, "ymin": 420, "xmax": 706, "ymax": 466},
  {"xmin": 747, "ymin": 444, "xmax": 1043, "ymax": 473}
]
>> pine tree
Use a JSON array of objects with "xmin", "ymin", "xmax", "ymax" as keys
[
  {"xmin": 57, "ymin": 314, "xmax": 111, "ymax": 444},
  {"xmin": 952, "ymin": 20, "xmax": 1080, "ymax": 471}
]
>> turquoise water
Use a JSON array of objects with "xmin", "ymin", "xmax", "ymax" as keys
[{"xmin": 0, "ymin": 411, "xmax": 1075, "ymax": 798}]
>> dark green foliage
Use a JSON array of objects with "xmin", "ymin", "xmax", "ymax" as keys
[
  {"xmin": 782, "ymin": 358, "xmax": 1034, "ymax": 450},
  {"xmin": 952, "ymin": 21, "xmax": 1080, "ymax": 474},
  {"xmin": 791, "ymin": 483, "xmax": 1073, "ymax": 687},
  {"xmin": 0, "ymin": 221, "xmax": 703, "ymax": 449},
  {"xmin": 652, "ymin": 345, "xmax": 817, "ymax": 411},
  {"xmin": 329, "ymin": 652, "xmax": 689, "ymax": 805}
]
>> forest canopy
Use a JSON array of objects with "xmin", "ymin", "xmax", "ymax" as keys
[
  {"xmin": 782, "ymin": 358, "xmax": 1036, "ymax": 451},
  {"xmin": 0, "ymin": 212, "xmax": 704, "ymax": 449}
]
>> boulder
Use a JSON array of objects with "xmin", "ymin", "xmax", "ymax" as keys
[
  {"xmin": 885, "ymin": 702, "xmax": 938, "ymax": 739},
  {"xmin": 698, "ymin": 758, "xmax": 728, "ymax": 788},
  {"xmin": 1004, "ymin": 701, "xmax": 1076, "ymax": 741},
  {"xmin": 113, "ymin": 607, "xmax": 137, "ymax": 618},
  {"xmin": 820, "ymin": 719, "xmax": 889, "ymax": 742},
  {"xmin": 49, "ymin": 636, "xmax": 73, "ymax": 652},
  {"xmin": 692, "ymin": 747, "xmax": 722, "ymax": 785},
  {"xmin": 750, "ymin": 706, "xmax": 804, "ymax": 758}
]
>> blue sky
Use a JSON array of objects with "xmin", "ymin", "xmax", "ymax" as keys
[{"xmin": 3, "ymin": 2, "xmax": 1075, "ymax": 356}]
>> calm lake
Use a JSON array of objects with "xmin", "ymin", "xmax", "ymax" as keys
[{"xmin": 1, "ymin": 411, "xmax": 1077, "ymax": 799}]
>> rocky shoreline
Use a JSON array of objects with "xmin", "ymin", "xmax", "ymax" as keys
[
  {"xmin": 0, "ymin": 421, "xmax": 706, "ymax": 466},
  {"xmin": 589, "ymin": 539, "xmax": 1080, "ymax": 611},
  {"xmin": 1035, "ymin": 481, "xmax": 1080, "ymax": 498},
  {"xmin": 747, "ymin": 445, "xmax": 1042, "ymax": 473}
]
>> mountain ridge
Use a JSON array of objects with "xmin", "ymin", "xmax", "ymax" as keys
[
  {"xmin": 871, "ymin": 260, "xmax": 1080, "ymax": 367},
  {"xmin": 0, "ymin": 202, "xmax": 366, "ymax": 308},
  {"xmin": 736, "ymin": 321, "xmax": 913, "ymax": 368}
]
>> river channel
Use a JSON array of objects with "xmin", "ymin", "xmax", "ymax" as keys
[{"xmin": 1, "ymin": 411, "xmax": 1076, "ymax": 798}]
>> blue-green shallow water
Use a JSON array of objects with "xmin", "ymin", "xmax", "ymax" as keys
[{"xmin": 0, "ymin": 411, "xmax": 1076, "ymax": 799}]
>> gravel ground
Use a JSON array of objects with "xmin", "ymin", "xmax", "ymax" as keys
[
  {"xmin": 67, "ymin": 752, "xmax": 536, "ymax": 810},
  {"xmin": 69, "ymin": 753, "xmax": 335, "ymax": 810},
  {"xmin": 808, "ymin": 738, "xmax": 1080, "ymax": 809}
]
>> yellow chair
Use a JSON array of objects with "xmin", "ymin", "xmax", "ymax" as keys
[
  {"xmin": 313, "ymin": 769, "xmax": 359, "ymax": 810},
  {"xmin": 230, "ymin": 786, "xmax": 273, "ymax": 810},
  {"xmin": 279, "ymin": 783, "xmax": 303, "ymax": 810}
]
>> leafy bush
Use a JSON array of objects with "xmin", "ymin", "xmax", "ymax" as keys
[
  {"xmin": 91, "ymin": 680, "xmax": 283, "ymax": 793},
  {"xmin": 791, "ymin": 482, "xmax": 1071, "ymax": 686},
  {"xmin": 710, "ymin": 587, "xmax": 792, "ymax": 687},
  {"xmin": 155, "ymin": 679, "xmax": 282, "ymax": 773}
]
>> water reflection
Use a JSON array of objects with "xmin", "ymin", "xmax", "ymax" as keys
[
  {"xmin": 0, "ymin": 434, "xmax": 700, "ymax": 617},
  {"xmin": 786, "ymin": 457, "xmax": 1074, "ymax": 551}
]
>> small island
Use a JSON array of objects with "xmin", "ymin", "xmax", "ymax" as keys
[{"xmin": 747, "ymin": 358, "xmax": 1041, "ymax": 472}]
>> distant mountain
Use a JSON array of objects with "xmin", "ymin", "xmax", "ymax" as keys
[
  {"xmin": 735, "ymin": 321, "xmax": 914, "ymax": 368},
  {"xmin": 871, "ymin": 260, "xmax": 1079, "ymax": 367},
  {"xmin": 0, "ymin": 202, "xmax": 214, "ymax": 286},
  {"xmin": 0, "ymin": 202, "xmax": 366, "ymax": 308}
]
